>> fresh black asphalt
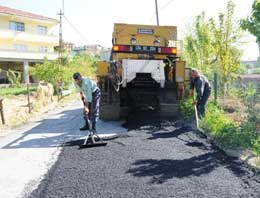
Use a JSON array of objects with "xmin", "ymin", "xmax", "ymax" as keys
[{"xmin": 28, "ymin": 113, "xmax": 260, "ymax": 198}]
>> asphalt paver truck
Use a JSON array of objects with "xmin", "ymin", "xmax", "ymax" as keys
[{"xmin": 97, "ymin": 23, "xmax": 190, "ymax": 120}]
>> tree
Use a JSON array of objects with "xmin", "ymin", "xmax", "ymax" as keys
[
  {"xmin": 69, "ymin": 54, "xmax": 98, "ymax": 77},
  {"xmin": 30, "ymin": 54, "xmax": 98, "ymax": 93},
  {"xmin": 241, "ymin": 0, "xmax": 260, "ymax": 53},
  {"xmin": 183, "ymin": 12, "xmax": 215, "ymax": 78},
  {"xmin": 210, "ymin": 1, "xmax": 242, "ymax": 97},
  {"xmin": 7, "ymin": 69, "xmax": 22, "ymax": 87},
  {"xmin": 183, "ymin": 1, "xmax": 242, "ymax": 96}
]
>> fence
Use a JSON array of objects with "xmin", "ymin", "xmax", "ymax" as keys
[{"xmin": 0, "ymin": 98, "xmax": 5, "ymax": 125}]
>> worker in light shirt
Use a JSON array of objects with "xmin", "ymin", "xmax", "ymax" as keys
[{"xmin": 73, "ymin": 72, "xmax": 101, "ymax": 133}]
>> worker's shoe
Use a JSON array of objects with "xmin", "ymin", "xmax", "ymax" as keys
[
  {"xmin": 80, "ymin": 117, "xmax": 91, "ymax": 131},
  {"xmin": 92, "ymin": 130, "xmax": 97, "ymax": 135},
  {"xmin": 80, "ymin": 125, "xmax": 90, "ymax": 131}
]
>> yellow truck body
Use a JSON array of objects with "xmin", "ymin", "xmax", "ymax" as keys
[
  {"xmin": 113, "ymin": 23, "xmax": 177, "ymax": 46},
  {"xmin": 98, "ymin": 23, "xmax": 189, "ymax": 120}
]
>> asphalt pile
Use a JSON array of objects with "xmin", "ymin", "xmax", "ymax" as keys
[{"xmin": 29, "ymin": 112, "xmax": 260, "ymax": 198}]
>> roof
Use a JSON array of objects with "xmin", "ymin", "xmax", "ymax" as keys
[
  {"xmin": 238, "ymin": 74, "xmax": 260, "ymax": 83},
  {"xmin": 0, "ymin": 5, "xmax": 58, "ymax": 22}
]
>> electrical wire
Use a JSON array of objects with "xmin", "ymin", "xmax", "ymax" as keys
[
  {"xmin": 60, "ymin": 0, "xmax": 88, "ymax": 44},
  {"xmin": 160, "ymin": 0, "xmax": 175, "ymax": 10},
  {"xmin": 63, "ymin": 15, "xmax": 89, "ymax": 44}
]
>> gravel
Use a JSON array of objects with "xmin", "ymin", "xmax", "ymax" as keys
[{"xmin": 28, "ymin": 111, "xmax": 260, "ymax": 198}]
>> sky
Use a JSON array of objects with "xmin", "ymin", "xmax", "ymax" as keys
[{"xmin": 0, "ymin": 0, "xmax": 258, "ymax": 60}]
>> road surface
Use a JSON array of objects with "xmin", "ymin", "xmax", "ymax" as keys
[
  {"xmin": 27, "ymin": 111, "xmax": 260, "ymax": 198},
  {"xmin": 0, "ymin": 100, "xmax": 126, "ymax": 198}
]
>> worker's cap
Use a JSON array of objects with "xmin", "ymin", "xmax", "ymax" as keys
[
  {"xmin": 191, "ymin": 68, "xmax": 200, "ymax": 74},
  {"xmin": 163, "ymin": 59, "xmax": 170, "ymax": 64},
  {"xmin": 73, "ymin": 72, "xmax": 81, "ymax": 80}
]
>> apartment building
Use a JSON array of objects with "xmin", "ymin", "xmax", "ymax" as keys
[{"xmin": 0, "ymin": 5, "xmax": 59, "ymax": 83}]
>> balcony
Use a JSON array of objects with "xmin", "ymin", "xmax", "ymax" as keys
[
  {"xmin": 0, "ymin": 29, "xmax": 59, "ymax": 44},
  {"xmin": 0, "ymin": 47, "xmax": 58, "ymax": 62}
]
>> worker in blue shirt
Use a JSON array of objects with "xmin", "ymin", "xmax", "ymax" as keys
[
  {"xmin": 73, "ymin": 72, "xmax": 101, "ymax": 133},
  {"xmin": 189, "ymin": 68, "xmax": 211, "ymax": 117}
]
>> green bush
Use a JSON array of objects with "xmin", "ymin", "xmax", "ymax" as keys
[
  {"xmin": 199, "ymin": 102, "xmax": 260, "ymax": 152},
  {"xmin": 180, "ymin": 98, "xmax": 194, "ymax": 121},
  {"xmin": 7, "ymin": 69, "xmax": 22, "ymax": 87},
  {"xmin": 30, "ymin": 60, "xmax": 60, "ymax": 92},
  {"xmin": 240, "ymin": 86, "xmax": 260, "ymax": 155},
  {"xmin": 70, "ymin": 54, "xmax": 98, "ymax": 77},
  {"xmin": 30, "ymin": 54, "xmax": 98, "ymax": 93},
  {"xmin": 252, "ymin": 136, "xmax": 260, "ymax": 156}
]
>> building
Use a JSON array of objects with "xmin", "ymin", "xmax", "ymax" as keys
[
  {"xmin": 0, "ymin": 5, "xmax": 59, "ymax": 83},
  {"xmin": 238, "ymin": 74, "xmax": 260, "ymax": 84},
  {"xmin": 241, "ymin": 58, "xmax": 260, "ymax": 74},
  {"xmin": 63, "ymin": 42, "xmax": 75, "ymax": 52},
  {"xmin": 237, "ymin": 74, "xmax": 260, "ymax": 90},
  {"xmin": 72, "ymin": 44, "xmax": 110, "ymax": 56}
]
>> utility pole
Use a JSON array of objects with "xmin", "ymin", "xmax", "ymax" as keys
[
  {"xmin": 62, "ymin": 0, "xmax": 65, "ymax": 15},
  {"xmin": 58, "ymin": 9, "xmax": 64, "ymax": 67},
  {"xmin": 57, "ymin": 9, "xmax": 64, "ymax": 99},
  {"xmin": 155, "ymin": 0, "xmax": 160, "ymax": 26}
]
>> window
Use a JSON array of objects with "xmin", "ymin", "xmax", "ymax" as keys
[
  {"xmin": 14, "ymin": 44, "xmax": 28, "ymax": 52},
  {"xmin": 37, "ymin": 25, "xmax": 47, "ymax": 35},
  {"xmin": 38, "ymin": 46, "xmax": 48, "ymax": 53},
  {"xmin": 9, "ymin": 21, "xmax": 25, "ymax": 32}
]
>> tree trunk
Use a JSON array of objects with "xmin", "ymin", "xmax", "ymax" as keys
[{"xmin": 223, "ymin": 82, "xmax": 227, "ymax": 103}]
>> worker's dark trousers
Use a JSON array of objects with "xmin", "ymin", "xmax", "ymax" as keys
[
  {"xmin": 84, "ymin": 88, "xmax": 101, "ymax": 130},
  {"xmin": 197, "ymin": 89, "xmax": 211, "ymax": 117}
]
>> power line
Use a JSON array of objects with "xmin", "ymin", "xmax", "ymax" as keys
[
  {"xmin": 160, "ymin": 0, "xmax": 175, "ymax": 10},
  {"xmin": 61, "ymin": 0, "xmax": 88, "ymax": 44},
  {"xmin": 63, "ymin": 15, "xmax": 89, "ymax": 44}
]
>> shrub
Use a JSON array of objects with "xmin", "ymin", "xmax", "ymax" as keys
[
  {"xmin": 30, "ymin": 60, "xmax": 60, "ymax": 92},
  {"xmin": 180, "ymin": 98, "xmax": 194, "ymax": 121},
  {"xmin": 200, "ymin": 103, "xmax": 237, "ymax": 148},
  {"xmin": 199, "ymin": 102, "xmax": 260, "ymax": 152},
  {"xmin": 30, "ymin": 54, "xmax": 98, "ymax": 93},
  {"xmin": 252, "ymin": 136, "xmax": 260, "ymax": 156},
  {"xmin": 7, "ymin": 69, "xmax": 22, "ymax": 87},
  {"xmin": 69, "ymin": 54, "xmax": 98, "ymax": 77}
]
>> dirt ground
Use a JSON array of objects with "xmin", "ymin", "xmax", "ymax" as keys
[
  {"xmin": 218, "ymin": 96, "xmax": 247, "ymax": 124},
  {"xmin": 0, "ymin": 92, "xmax": 78, "ymax": 136}
]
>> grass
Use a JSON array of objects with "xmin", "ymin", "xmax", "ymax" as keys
[
  {"xmin": 200, "ymin": 103, "xmax": 256, "ymax": 149},
  {"xmin": 180, "ymin": 98, "xmax": 260, "ymax": 157},
  {"xmin": 0, "ymin": 86, "xmax": 37, "ymax": 97}
]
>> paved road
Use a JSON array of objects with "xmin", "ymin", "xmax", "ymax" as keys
[
  {"xmin": 0, "ymin": 100, "xmax": 126, "ymax": 198},
  {"xmin": 28, "ymin": 112, "xmax": 260, "ymax": 198}
]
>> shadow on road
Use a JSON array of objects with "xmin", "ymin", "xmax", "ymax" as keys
[
  {"xmin": 147, "ymin": 121, "xmax": 209, "ymax": 150},
  {"xmin": 2, "ymin": 108, "xmax": 82, "ymax": 149},
  {"xmin": 147, "ymin": 127, "xmax": 190, "ymax": 140},
  {"xmin": 124, "ymin": 114, "xmax": 251, "ymax": 185},
  {"xmin": 127, "ymin": 151, "xmax": 246, "ymax": 184}
]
